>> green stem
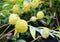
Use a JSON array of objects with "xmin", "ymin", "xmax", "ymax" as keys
[
  {"xmin": 0, "ymin": 24, "xmax": 9, "ymax": 29},
  {"xmin": 0, "ymin": 24, "xmax": 10, "ymax": 36},
  {"xmin": 0, "ymin": 28, "xmax": 15, "ymax": 39},
  {"xmin": 9, "ymin": 28, "xmax": 15, "ymax": 33}
]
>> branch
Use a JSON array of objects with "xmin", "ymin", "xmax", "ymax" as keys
[
  {"xmin": 54, "ymin": 7, "xmax": 60, "ymax": 26},
  {"xmin": 0, "ymin": 24, "xmax": 9, "ymax": 29},
  {"xmin": 50, "ymin": 0, "xmax": 52, "ymax": 8},
  {"xmin": 55, "ymin": 13, "xmax": 60, "ymax": 26},
  {"xmin": 0, "ymin": 25, "xmax": 10, "ymax": 36}
]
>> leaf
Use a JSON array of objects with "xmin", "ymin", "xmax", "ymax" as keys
[
  {"xmin": 46, "ymin": 16, "xmax": 51, "ymax": 25},
  {"xmin": 16, "ymin": 39, "xmax": 26, "ymax": 42},
  {"xmin": 3, "ymin": 4, "xmax": 9, "ymax": 8},
  {"xmin": 57, "ymin": 26, "xmax": 60, "ymax": 30},
  {"xmin": 0, "ymin": 39, "xmax": 3, "ymax": 42},
  {"xmin": 0, "ymin": 12, "xmax": 5, "ymax": 19},
  {"xmin": 49, "ymin": 32, "xmax": 55, "ymax": 38},
  {"xmin": 17, "ymin": 0, "xmax": 24, "ymax": 4},
  {"xmin": 54, "ymin": 34, "xmax": 60, "ymax": 38},
  {"xmin": 12, "ymin": 37, "xmax": 16, "ymax": 41},
  {"xmin": 51, "ymin": 30, "xmax": 60, "ymax": 38},
  {"xmin": 37, "ymin": 27, "xmax": 50, "ymax": 38},
  {"xmin": 49, "ymin": 30, "xmax": 55, "ymax": 38},
  {"xmin": 29, "ymin": 25, "xmax": 37, "ymax": 39},
  {"xmin": 0, "ymin": 3, "xmax": 3, "ymax": 10},
  {"xmin": 2, "ymin": 3, "xmax": 13, "ymax": 10},
  {"xmin": 38, "ymin": 29, "xmax": 44, "ymax": 37},
  {"xmin": 40, "ymin": 20, "xmax": 47, "ymax": 26}
]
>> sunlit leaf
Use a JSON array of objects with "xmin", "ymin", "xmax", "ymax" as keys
[
  {"xmin": 29, "ymin": 25, "xmax": 37, "ymax": 39},
  {"xmin": 54, "ymin": 34, "xmax": 60, "ymax": 38},
  {"xmin": 37, "ymin": 27, "xmax": 50, "ymax": 38},
  {"xmin": 49, "ymin": 32, "xmax": 54, "ymax": 38}
]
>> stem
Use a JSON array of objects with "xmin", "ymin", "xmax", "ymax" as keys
[
  {"xmin": 0, "ymin": 28, "xmax": 15, "ymax": 39},
  {"xmin": 55, "ymin": 14, "xmax": 59, "ymax": 26},
  {"xmin": 0, "ymin": 24, "xmax": 10, "ymax": 36},
  {"xmin": 0, "ymin": 24, "xmax": 9, "ymax": 29},
  {"xmin": 55, "ymin": 8, "xmax": 60, "ymax": 26},
  {"xmin": 50, "ymin": 0, "xmax": 52, "ymax": 8},
  {"xmin": 9, "ymin": 29, "xmax": 15, "ymax": 33},
  {"xmin": 31, "ymin": 38, "xmax": 38, "ymax": 42}
]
